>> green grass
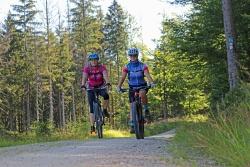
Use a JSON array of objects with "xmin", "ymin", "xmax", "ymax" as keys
[
  {"xmin": 170, "ymin": 112, "xmax": 250, "ymax": 166},
  {"xmin": 169, "ymin": 117, "xmax": 212, "ymax": 166},
  {"xmin": 3, "ymin": 84, "xmax": 250, "ymax": 167},
  {"xmin": 0, "ymin": 130, "xmax": 87, "ymax": 147},
  {"xmin": 0, "ymin": 119, "xmax": 175, "ymax": 147},
  {"xmin": 171, "ymin": 84, "xmax": 250, "ymax": 167},
  {"xmin": 89, "ymin": 120, "xmax": 176, "ymax": 139},
  {"xmin": 0, "ymin": 121, "xmax": 174, "ymax": 147},
  {"xmin": 144, "ymin": 119, "xmax": 177, "ymax": 136},
  {"xmin": 199, "ymin": 109, "xmax": 250, "ymax": 167},
  {"xmin": 104, "ymin": 129, "xmax": 131, "ymax": 137}
]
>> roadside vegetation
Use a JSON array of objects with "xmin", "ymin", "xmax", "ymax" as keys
[
  {"xmin": 0, "ymin": 119, "xmax": 174, "ymax": 147},
  {"xmin": 1, "ymin": 84, "xmax": 250, "ymax": 167},
  {"xmin": 1, "ymin": 0, "xmax": 250, "ymax": 166},
  {"xmin": 171, "ymin": 83, "xmax": 250, "ymax": 167}
]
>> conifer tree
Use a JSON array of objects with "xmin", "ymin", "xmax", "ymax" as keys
[{"xmin": 10, "ymin": 0, "xmax": 40, "ymax": 130}]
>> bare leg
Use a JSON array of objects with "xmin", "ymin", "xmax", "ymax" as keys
[
  {"xmin": 129, "ymin": 103, "xmax": 135, "ymax": 133},
  {"xmin": 130, "ymin": 103, "xmax": 132, "ymax": 119},
  {"xmin": 103, "ymin": 100, "xmax": 109, "ymax": 110},
  {"xmin": 90, "ymin": 113, "xmax": 94, "ymax": 125},
  {"xmin": 130, "ymin": 90, "xmax": 146, "ymax": 120},
  {"xmin": 139, "ymin": 89, "xmax": 150, "ymax": 121},
  {"xmin": 139, "ymin": 89, "xmax": 148, "ymax": 105}
]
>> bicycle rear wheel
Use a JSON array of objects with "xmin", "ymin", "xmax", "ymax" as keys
[
  {"xmin": 97, "ymin": 124, "xmax": 103, "ymax": 138},
  {"xmin": 93, "ymin": 102, "xmax": 103, "ymax": 138}
]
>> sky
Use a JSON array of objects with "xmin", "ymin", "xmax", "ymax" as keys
[{"xmin": 0, "ymin": 0, "xmax": 190, "ymax": 50}]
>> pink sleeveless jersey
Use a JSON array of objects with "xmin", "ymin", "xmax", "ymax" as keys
[{"xmin": 83, "ymin": 64, "xmax": 107, "ymax": 88}]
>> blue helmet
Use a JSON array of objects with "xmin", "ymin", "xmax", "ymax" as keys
[
  {"xmin": 88, "ymin": 53, "xmax": 99, "ymax": 60},
  {"xmin": 127, "ymin": 48, "xmax": 139, "ymax": 56}
]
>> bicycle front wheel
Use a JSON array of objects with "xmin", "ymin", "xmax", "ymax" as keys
[
  {"xmin": 137, "ymin": 102, "xmax": 144, "ymax": 139},
  {"xmin": 131, "ymin": 102, "xmax": 144, "ymax": 139},
  {"xmin": 93, "ymin": 102, "xmax": 103, "ymax": 138}
]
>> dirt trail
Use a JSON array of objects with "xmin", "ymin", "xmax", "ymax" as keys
[{"xmin": 0, "ymin": 130, "xmax": 217, "ymax": 167}]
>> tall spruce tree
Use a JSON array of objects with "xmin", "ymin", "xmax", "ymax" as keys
[
  {"xmin": 102, "ymin": 0, "xmax": 130, "ymax": 126},
  {"xmin": 70, "ymin": 0, "xmax": 103, "ymax": 61},
  {"xmin": 103, "ymin": 0, "xmax": 128, "ymax": 78},
  {"xmin": 10, "ymin": 0, "xmax": 40, "ymax": 130},
  {"xmin": 70, "ymin": 0, "xmax": 104, "ymax": 117},
  {"xmin": 0, "ymin": 13, "xmax": 20, "ymax": 131},
  {"xmin": 54, "ymin": 13, "xmax": 75, "ymax": 128}
]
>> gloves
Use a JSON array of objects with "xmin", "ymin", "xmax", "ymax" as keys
[
  {"xmin": 116, "ymin": 86, "xmax": 122, "ymax": 93},
  {"xmin": 106, "ymin": 83, "xmax": 111, "ymax": 88},
  {"xmin": 80, "ymin": 85, "xmax": 86, "ymax": 90},
  {"xmin": 149, "ymin": 82, "xmax": 156, "ymax": 88}
]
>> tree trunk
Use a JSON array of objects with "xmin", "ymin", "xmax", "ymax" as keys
[
  {"xmin": 18, "ymin": 110, "xmax": 22, "ymax": 132},
  {"xmin": 34, "ymin": 35, "xmax": 40, "ymax": 122},
  {"xmin": 61, "ymin": 91, "xmax": 66, "ymax": 129},
  {"xmin": 222, "ymin": 0, "xmax": 238, "ymax": 90},
  {"xmin": 26, "ymin": 83, "xmax": 30, "ymax": 130},
  {"xmin": 162, "ymin": 67, "xmax": 167, "ymax": 119},
  {"xmin": 116, "ymin": 53, "xmax": 120, "ymax": 80},
  {"xmin": 49, "ymin": 78, "xmax": 54, "ymax": 123},
  {"xmin": 8, "ymin": 96, "xmax": 15, "ymax": 131},
  {"xmin": 22, "ymin": 96, "xmax": 26, "ymax": 132},
  {"xmin": 71, "ymin": 85, "xmax": 76, "ymax": 122},
  {"xmin": 36, "ymin": 79, "xmax": 40, "ymax": 121},
  {"xmin": 109, "ymin": 64, "xmax": 115, "ymax": 127},
  {"xmin": 45, "ymin": 0, "xmax": 54, "ymax": 123},
  {"xmin": 58, "ymin": 92, "xmax": 62, "ymax": 129}
]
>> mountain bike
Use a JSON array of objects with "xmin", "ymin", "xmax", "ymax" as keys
[
  {"xmin": 87, "ymin": 86, "xmax": 106, "ymax": 139},
  {"xmin": 121, "ymin": 85, "xmax": 151, "ymax": 139}
]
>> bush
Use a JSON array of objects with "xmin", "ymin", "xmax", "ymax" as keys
[{"xmin": 32, "ymin": 121, "xmax": 54, "ymax": 137}]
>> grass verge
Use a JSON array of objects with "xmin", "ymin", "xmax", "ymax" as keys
[
  {"xmin": 0, "ymin": 119, "xmax": 175, "ymax": 147},
  {"xmin": 170, "ymin": 84, "xmax": 250, "ymax": 167}
]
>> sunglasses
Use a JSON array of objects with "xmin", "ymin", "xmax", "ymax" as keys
[{"xmin": 129, "ymin": 54, "xmax": 138, "ymax": 57}]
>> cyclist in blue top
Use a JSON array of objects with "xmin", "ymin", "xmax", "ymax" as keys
[{"xmin": 117, "ymin": 48, "xmax": 155, "ymax": 133}]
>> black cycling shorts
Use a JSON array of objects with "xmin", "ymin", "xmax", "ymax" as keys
[
  {"xmin": 87, "ymin": 88, "xmax": 109, "ymax": 113},
  {"xmin": 128, "ymin": 84, "xmax": 148, "ymax": 103}
]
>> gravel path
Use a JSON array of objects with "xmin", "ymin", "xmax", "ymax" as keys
[{"xmin": 0, "ymin": 130, "xmax": 218, "ymax": 167}]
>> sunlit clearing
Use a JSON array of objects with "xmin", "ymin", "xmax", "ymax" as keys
[
  {"xmin": 104, "ymin": 129, "xmax": 131, "ymax": 138},
  {"xmin": 184, "ymin": 114, "xmax": 208, "ymax": 123}
]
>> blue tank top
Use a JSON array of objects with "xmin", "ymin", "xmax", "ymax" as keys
[{"xmin": 126, "ymin": 61, "xmax": 147, "ymax": 87}]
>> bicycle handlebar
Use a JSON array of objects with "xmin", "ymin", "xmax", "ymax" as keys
[
  {"xmin": 120, "ymin": 85, "xmax": 152, "ymax": 93},
  {"xmin": 81, "ymin": 83, "xmax": 111, "ymax": 91},
  {"xmin": 86, "ymin": 85, "xmax": 108, "ymax": 91}
]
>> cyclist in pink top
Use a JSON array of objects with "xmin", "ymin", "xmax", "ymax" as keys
[{"xmin": 81, "ymin": 53, "xmax": 111, "ymax": 133}]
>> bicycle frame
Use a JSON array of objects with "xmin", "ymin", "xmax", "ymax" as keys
[
  {"xmin": 121, "ymin": 85, "xmax": 151, "ymax": 139},
  {"xmin": 87, "ymin": 87, "xmax": 106, "ymax": 138},
  {"xmin": 132, "ymin": 90, "xmax": 144, "ymax": 139}
]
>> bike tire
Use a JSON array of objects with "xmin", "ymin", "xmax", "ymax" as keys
[
  {"xmin": 97, "ymin": 125, "xmax": 103, "ymax": 138},
  {"xmin": 131, "ymin": 102, "xmax": 141, "ymax": 139},
  {"xmin": 97, "ymin": 109, "xmax": 104, "ymax": 139},
  {"xmin": 137, "ymin": 103, "xmax": 144, "ymax": 139},
  {"xmin": 93, "ymin": 102, "xmax": 103, "ymax": 138}
]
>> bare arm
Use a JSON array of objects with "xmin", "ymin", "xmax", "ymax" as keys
[
  {"xmin": 81, "ymin": 72, "xmax": 88, "ymax": 87},
  {"xmin": 144, "ymin": 70, "xmax": 154, "ymax": 84},
  {"xmin": 117, "ymin": 71, "xmax": 127, "ymax": 88},
  {"xmin": 103, "ymin": 70, "xmax": 110, "ymax": 84}
]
